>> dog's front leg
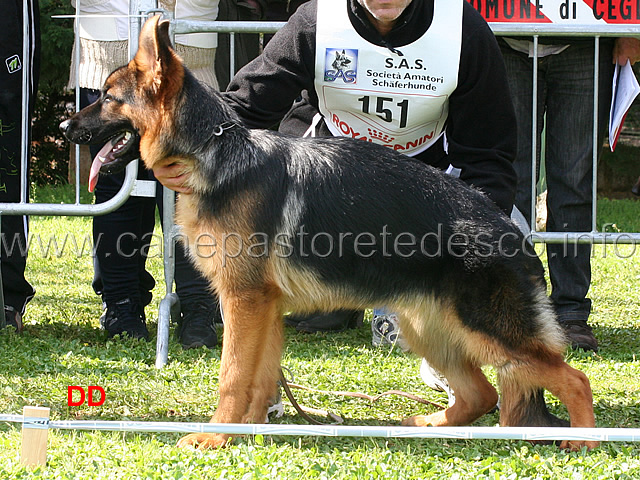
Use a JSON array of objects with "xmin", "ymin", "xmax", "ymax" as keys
[
  {"xmin": 176, "ymin": 285, "xmax": 283, "ymax": 449},
  {"xmin": 242, "ymin": 305, "xmax": 284, "ymax": 424}
]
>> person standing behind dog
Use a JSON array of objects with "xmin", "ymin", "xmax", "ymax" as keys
[
  {"xmin": 215, "ymin": 0, "xmax": 311, "ymax": 90},
  {"xmin": 68, "ymin": 0, "xmax": 221, "ymax": 346},
  {"xmin": 215, "ymin": 0, "xmax": 264, "ymax": 91},
  {"xmin": 499, "ymin": 36, "xmax": 640, "ymax": 352},
  {"xmin": 0, "ymin": 0, "xmax": 40, "ymax": 334},
  {"xmin": 154, "ymin": 0, "xmax": 519, "ymax": 338}
]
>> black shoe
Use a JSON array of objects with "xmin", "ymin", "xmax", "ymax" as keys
[
  {"xmin": 561, "ymin": 319, "xmax": 598, "ymax": 352},
  {"xmin": 289, "ymin": 310, "xmax": 364, "ymax": 333},
  {"xmin": 2, "ymin": 306, "xmax": 24, "ymax": 333},
  {"xmin": 177, "ymin": 297, "xmax": 219, "ymax": 349},
  {"xmin": 100, "ymin": 298, "xmax": 149, "ymax": 341}
]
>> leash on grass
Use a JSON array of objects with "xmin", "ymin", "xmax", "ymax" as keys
[{"xmin": 278, "ymin": 368, "xmax": 446, "ymax": 426}]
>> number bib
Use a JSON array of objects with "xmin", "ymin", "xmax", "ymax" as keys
[{"xmin": 314, "ymin": 0, "xmax": 462, "ymax": 155}]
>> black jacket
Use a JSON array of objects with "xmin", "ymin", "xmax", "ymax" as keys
[{"xmin": 224, "ymin": 0, "xmax": 517, "ymax": 214}]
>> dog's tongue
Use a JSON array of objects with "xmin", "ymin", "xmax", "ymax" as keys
[{"xmin": 88, "ymin": 139, "xmax": 118, "ymax": 193}]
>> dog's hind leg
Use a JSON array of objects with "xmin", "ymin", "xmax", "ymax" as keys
[
  {"xmin": 402, "ymin": 359, "xmax": 499, "ymax": 427},
  {"xmin": 397, "ymin": 306, "xmax": 499, "ymax": 427},
  {"xmin": 176, "ymin": 284, "xmax": 283, "ymax": 449},
  {"xmin": 497, "ymin": 351, "xmax": 598, "ymax": 451}
]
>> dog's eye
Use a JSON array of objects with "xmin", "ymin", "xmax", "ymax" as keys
[{"xmin": 103, "ymin": 93, "xmax": 121, "ymax": 104}]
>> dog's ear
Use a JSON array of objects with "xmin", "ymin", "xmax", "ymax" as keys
[{"xmin": 133, "ymin": 15, "xmax": 183, "ymax": 92}]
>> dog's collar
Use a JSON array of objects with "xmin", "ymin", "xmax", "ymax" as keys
[{"xmin": 213, "ymin": 121, "xmax": 237, "ymax": 136}]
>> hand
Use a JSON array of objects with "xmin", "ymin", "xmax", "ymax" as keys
[
  {"xmin": 613, "ymin": 38, "xmax": 640, "ymax": 65},
  {"xmin": 153, "ymin": 160, "xmax": 194, "ymax": 194}
]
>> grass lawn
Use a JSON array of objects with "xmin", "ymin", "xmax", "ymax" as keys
[{"xmin": 1, "ymin": 186, "xmax": 639, "ymax": 479}]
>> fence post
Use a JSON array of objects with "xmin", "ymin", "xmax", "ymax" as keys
[{"xmin": 20, "ymin": 406, "xmax": 50, "ymax": 467}]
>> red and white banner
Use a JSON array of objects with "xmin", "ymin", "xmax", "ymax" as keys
[{"xmin": 467, "ymin": 0, "xmax": 640, "ymax": 24}]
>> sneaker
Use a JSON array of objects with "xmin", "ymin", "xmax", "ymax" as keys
[
  {"xmin": 177, "ymin": 297, "xmax": 219, "ymax": 349},
  {"xmin": 561, "ymin": 319, "xmax": 598, "ymax": 352},
  {"xmin": 420, "ymin": 358, "xmax": 456, "ymax": 407},
  {"xmin": 100, "ymin": 298, "xmax": 149, "ymax": 340},
  {"xmin": 371, "ymin": 313, "xmax": 409, "ymax": 351},
  {"xmin": 2, "ymin": 306, "xmax": 24, "ymax": 333}
]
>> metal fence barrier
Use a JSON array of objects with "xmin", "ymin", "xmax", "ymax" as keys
[
  {"xmin": 2, "ymin": 4, "xmax": 639, "ymax": 369},
  {"xmin": 490, "ymin": 23, "xmax": 640, "ymax": 245}
]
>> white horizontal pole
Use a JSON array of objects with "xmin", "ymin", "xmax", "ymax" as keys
[{"xmin": 2, "ymin": 415, "xmax": 640, "ymax": 442}]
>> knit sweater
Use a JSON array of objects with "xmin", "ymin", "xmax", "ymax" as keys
[{"xmin": 68, "ymin": 0, "xmax": 219, "ymax": 90}]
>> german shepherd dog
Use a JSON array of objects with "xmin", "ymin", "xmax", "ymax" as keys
[{"xmin": 60, "ymin": 16, "xmax": 597, "ymax": 451}]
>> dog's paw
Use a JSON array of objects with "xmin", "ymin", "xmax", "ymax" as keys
[
  {"xmin": 558, "ymin": 439, "xmax": 599, "ymax": 452},
  {"xmin": 401, "ymin": 413, "xmax": 444, "ymax": 427},
  {"xmin": 176, "ymin": 433, "xmax": 231, "ymax": 450},
  {"xmin": 402, "ymin": 415, "xmax": 435, "ymax": 427},
  {"xmin": 401, "ymin": 415, "xmax": 426, "ymax": 427}
]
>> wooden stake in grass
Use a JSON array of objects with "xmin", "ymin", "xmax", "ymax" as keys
[{"xmin": 20, "ymin": 406, "xmax": 50, "ymax": 467}]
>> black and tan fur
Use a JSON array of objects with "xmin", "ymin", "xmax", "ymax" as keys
[{"xmin": 60, "ymin": 16, "xmax": 598, "ymax": 451}]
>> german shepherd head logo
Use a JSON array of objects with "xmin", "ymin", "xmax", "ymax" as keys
[{"xmin": 331, "ymin": 49, "xmax": 351, "ymax": 71}]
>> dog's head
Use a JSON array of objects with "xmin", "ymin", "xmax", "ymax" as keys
[
  {"xmin": 331, "ymin": 50, "xmax": 351, "ymax": 71},
  {"xmin": 60, "ymin": 15, "xmax": 184, "ymax": 191}
]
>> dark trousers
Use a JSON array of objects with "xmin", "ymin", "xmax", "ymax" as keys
[
  {"xmin": 0, "ymin": 0, "xmax": 40, "ymax": 313},
  {"xmin": 500, "ymin": 39, "xmax": 614, "ymax": 324},
  {"xmin": 214, "ymin": 0, "xmax": 262, "ymax": 91},
  {"xmin": 82, "ymin": 89, "xmax": 213, "ymax": 308}
]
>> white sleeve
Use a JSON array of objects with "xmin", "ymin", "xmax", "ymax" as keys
[{"xmin": 174, "ymin": 0, "xmax": 220, "ymax": 48}]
